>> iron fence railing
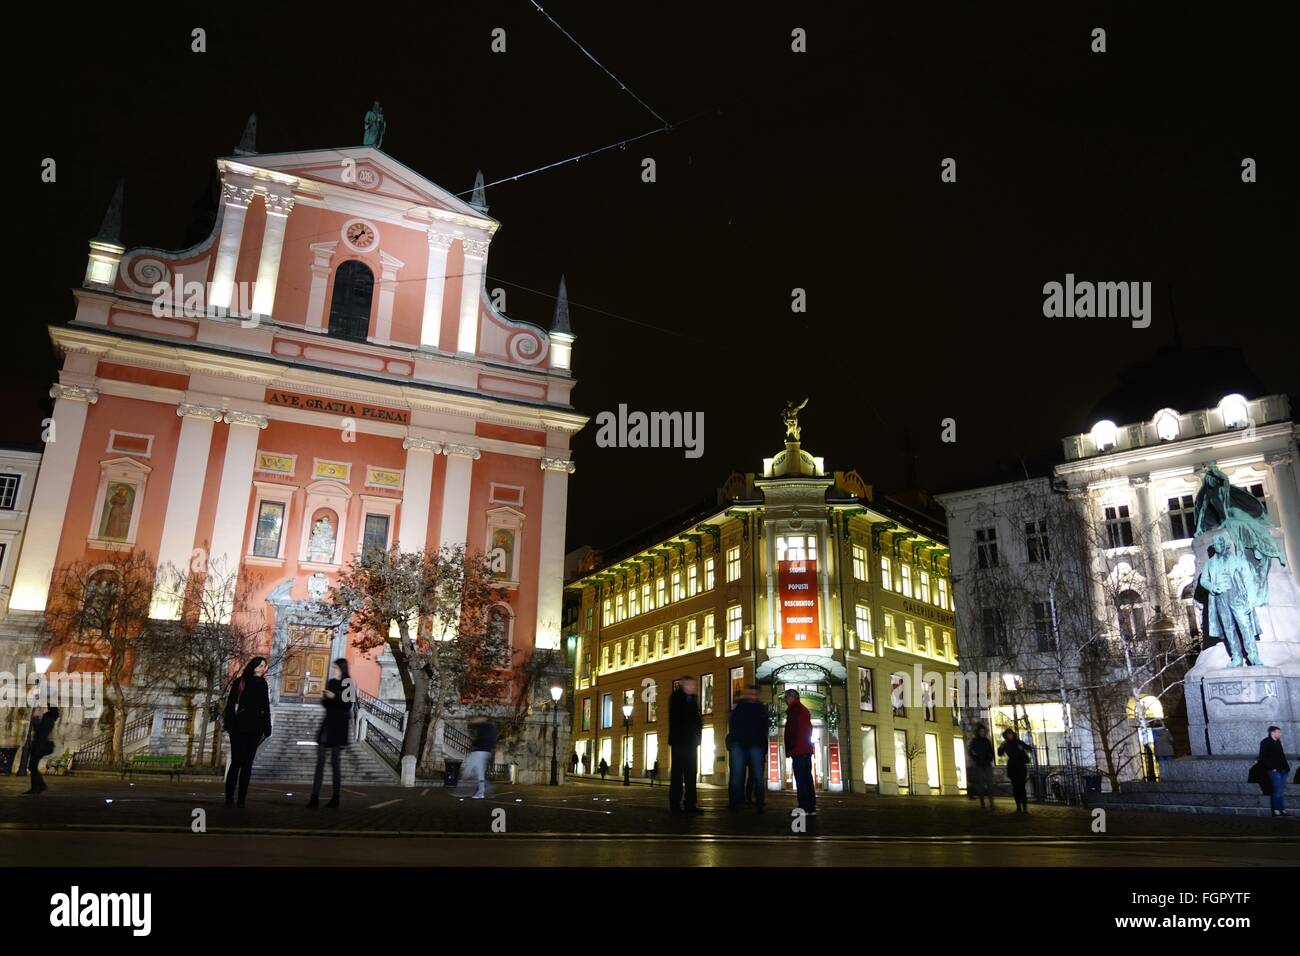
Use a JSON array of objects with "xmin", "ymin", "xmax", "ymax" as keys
[{"xmin": 357, "ymin": 689, "xmax": 405, "ymax": 733}]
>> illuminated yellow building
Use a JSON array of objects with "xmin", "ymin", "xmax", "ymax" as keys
[{"xmin": 566, "ymin": 408, "xmax": 967, "ymax": 795}]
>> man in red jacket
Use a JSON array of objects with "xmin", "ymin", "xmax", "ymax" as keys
[{"xmin": 783, "ymin": 689, "xmax": 816, "ymax": 815}]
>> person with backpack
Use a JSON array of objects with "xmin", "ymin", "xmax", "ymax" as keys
[{"xmin": 223, "ymin": 657, "xmax": 273, "ymax": 808}]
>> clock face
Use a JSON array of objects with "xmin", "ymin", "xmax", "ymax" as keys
[{"xmin": 345, "ymin": 222, "xmax": 376, "ymax": 249}]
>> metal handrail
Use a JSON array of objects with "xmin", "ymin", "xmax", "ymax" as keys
[{"xmin": 357, "ymin": 688, "xmax": 405, "ymax": 732}]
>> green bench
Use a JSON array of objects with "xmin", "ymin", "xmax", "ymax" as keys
[{"xmin": 121, "ymin": 754, "xmax": 185, "ymax": 781}]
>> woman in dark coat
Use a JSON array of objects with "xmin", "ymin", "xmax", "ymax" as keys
[
  {"xmin": 309, "ymin": 658, "xmax": 353, "ymax": 808},
  {"xmin": 25, "ymin": 706, "xmax": 60, "ymax": 795},
  {"xmin": 223, "ymin": 657, "xmax": 273, "ymax": 807},
  {"xmin": 998, "ymin": 728, "xmax": 1032, "ymax": 813},
  {"xmin": 968, "ymin": 724, "xmax": 996, "ymax": 809}
]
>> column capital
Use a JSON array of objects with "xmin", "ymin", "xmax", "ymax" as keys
[
  {"xmin": 461, "ymin": 237, "xmax": 490, "ymax": 258},
  {"xmin": 402, "ymin": 436, "xmax": 442, "ymax": 453},
  {"xmin": 428, "ymin": 230, "xmax": 455, "ymax": 251},
  {"xmin": 1264, "ymin": 450, "xmax": 1294, "ymax": 468},
  {"xmin": 1128, "ymin": 474, "xmax": 1152, "ymax": 488},
  {"xmin": 223, "ymin": 410, "xmax": 268, "ymax": 429},
  {"xmin": 540, "ymin": 457, "xmax": 576, "ymax": 475},
  {"xmin": 50, "ymin": 383, "xmax": 98, "ymax": 404},
  {"xmin": 221, "ymin": 182, "xmax": 256, "ymax": 207},
  {"xmin": 442, "ymin": 443, "xmax": 481, "ymax": 460},
  {"xmin": 176, "ymin": 402, "xmax": 224, "ymax": 422},
  {"xmin": 263, "ymin": 192, "xmax": 296, "ymax": 217}
]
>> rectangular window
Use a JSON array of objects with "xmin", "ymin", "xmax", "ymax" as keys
[
  {"xmin": 704, "ymin": 557, "xmax": 716, "ymax": 590},
  {"xmin": 726, "ymin": 546, "xmax": 741, "ymax": 582},
  {"xmin": 1032, "ymin": 600, "xmax": 1057, "ymax": 652},
  {"xmin": 891, "ymin": 675, "xmax": 907, "ymax": 717},
  {"xmin": 981, "ymin": 608, "xmax": 1009, "ymax": 656},
  {"xmin": 704, "ymin": 613, "xmax": 716, "ymax": 646},
  {"xmin": 937, "ymin": 578, "xmax": 949, "ymax": 610},
  {"xmin": 616, "ymin": 593, "xmax": 625, "ymax": 622},
  {"xmin": 656, "ymin": 577, "xmax": 666, "ymax": 608},
  {"xmin": 1025, "ymin": 518, "xmax": 1050, "ymax": 563},
  {"xmin": 613, "ymin": 644, "xmax": 622, "ymax": 669},
  {"xmin": 862, "ymin": 726, "xmax": 879, "ymax": 786},
  {"xmin": 361, "ymin": 513, "xmax": 390, "ymax": 555},
  {"xmin": 941, "ymin": 630, "xmax": 952, "ymax": 659},
  {"xmin": 852, "ymin": 544, "xmax": 868, "ymax": 581},
  {"xmin": 903, "ymin": 619, "xmax": 916, "ymax": 648},
  {"xmin": 924, "ymin": 733, "xmax": 940, "ymax": 789},
  {"xmin": 0, "ymin": 473, "xmax": 20, "ymax": 510},
  {"xmin": 921, "ymin": 625, "xmax": 933, "ymax": 653},
  {"xmin": 729, "ymin": 667, "xmax": 745, "ymax": 707},
  {"xmin": 880, "ymin": 556, "xmax": 892, "ymax": 590},
  {"xmin": 671, "ymin": 571, "xmax": 683, "ymax": 602},
  {"xmin": 640, "ymin": 633, "xmax": 650, "ymax": 661},
  {"xmin": 601, "ymin": 694, "xmax": 613, "ymax": 729},
  {"xmin": 858, "ymin": 666, "xmax": 874, "ymax": 712},
  {"xmin": 1104, "ymin": 505, "xmax": 1134, "ymax": 548},
  {"xmin": 641, "ymin": 582, "xmax": 652, "ymax": 612},
  {"xmin": 603, "ymin": 599, "xmax": 612, "ymax": 626},
  {"xmin": 900, "ymin": 564, "xmax": 912, "ymax": 598},
  {"xmin": 854, "ymin": 604, "xmax": 873, "ymax": 651},
  {"xmin": 923, "ymin": 680, "xmax": 936, "ymax": 722},
  {"xmin": 1246, "ymin": 482, "xmax": 1268, "ymax": 513},
  {"xmin": 687, "ymin": 618, "xmax": 698, "ymax": 651},
  {"xmin": 952, "ymin": 737, "xmax": 967, "ymax": 790},
  {"xmin": 645, "ymin": 732, "xmax": 659, "ymax": 772},
  {"xmin": 253, "ymin": 501, "xmax": 286, "ymax": 558},
  {"xmin": 975, "ymin": 527, "xmax": 999, "ymax": 568},
  {"xmin": 672, "ymin": 624, "xmax": 683, "ymax": 653},
  {"xmin": 585, "ymin": 607, "xmax": 593, "ymax": 632},
  {"xmin": 918, "ymin": 571, "xmax": 930, "ymax": 603},
  {"xmin": 629, "ymin": 586, "xmax": 639, "ymax": 617},
  {"xmin": 581, "ymin": 698, "xmax": 591, "ymax": 731},
  {"xmin": 601, "ymin": 645, "xmax": 610, "ymax": 673},
  {"xmin": 700, "ymin": 673, "xmax": 714, "ymax": 715},
  {"xmin": 647, "ymin": 682, "xmax": 658, "ymax": 722},
  {"xmin": 655, "ymin": 629, "xmax": 665, "ymax": 658},
  {"xmin": 688, "ymin": 565, "xmax": 698, "ymax": 597},
  {"xmin": 626, "ymin": 638, "xmax": 636, "ymax": 665},
  {"xmin": 1167, "ymin": 495, "xmax": 1197, "ymax": 540},
  {"xmin": 883, "ymin": 613, "xmax": 897, "ymax": 645},
  {"xmin": 893, "ymin": 731, "xmax": 909, "ymax": 788},
  {"xmin": 727, "ymin": 605, "xmax": 743, "ymax": 644}
]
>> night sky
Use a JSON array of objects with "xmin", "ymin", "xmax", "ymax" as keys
[{"xmin": 19, "ymin": 4, "xmax": 1297, "ymax": 553}]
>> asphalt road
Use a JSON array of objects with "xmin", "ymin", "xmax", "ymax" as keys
[{"xmin": 3, "ymin": 774, "xmax": 1297, "ymax": 866}]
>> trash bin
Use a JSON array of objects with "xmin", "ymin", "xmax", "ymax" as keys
[
  {"xmin": 0, "ymin": 747, "xmax": 16, "ymax": 775},
  {"xmin": 444, "ymin": 759, "xmax": 462, "ymax": 787}
]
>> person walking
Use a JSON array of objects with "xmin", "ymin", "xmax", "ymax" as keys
[
  {"xmin": 308, "ymin": 658, "xmax": 352, "ymax": 809},
  {"xmin": 223, "ymin": 657, "xmax": 273, "ymax": 808},
  {"xmin": 1259, "ymin": 725, "xmax": 1291, "ymax": 817},
  {"xmin": 569, "ymin": 751, "xmax": 579, "ymax": 774},
  {"xmin": 968, "ymin": 724, "xmax": 996, "ymax": 809},
  {"xmin": 462, "ymin": 715, "xmax": 497, "ymax": 799},
  {"xmin": 24, "ymin": 706, "xmax": 59, "ymax": 795},
  {"xmin": 581, "ymin": 751, "xmax": 590, "ymax": 775},
  {"xmin": 783, "ymin": 688, "xmax": 816, "ymax": 816},
  {"xmin": 668, "ymin": 677, "xmax": 703, "ymax": 813},
  {"xmin": 998, "ymin": 728, "xmax": 1032, "ymax": 813},
  {"xmin": 598, "ymin": 756, "xmax": 609, "ymax": 781},
  {"xmin": 650, "ymin": 759, "xmax": 660, "ymax": 785},
  {"xmin": 728, "ymin": 685, "xmax": 768, "ymax": 812}
]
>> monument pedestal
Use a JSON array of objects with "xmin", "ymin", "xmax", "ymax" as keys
[{"xmin": 1187, "ymin": 656, "xmax": 1300, "ymax": 756}]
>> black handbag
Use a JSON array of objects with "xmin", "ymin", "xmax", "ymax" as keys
[{"xmin": 1247, "ymin": 761, "xmax": 1270, "ymax": 794}]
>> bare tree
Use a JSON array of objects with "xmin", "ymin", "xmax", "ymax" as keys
[{"xmin": 330, "ymin": 544, "xmax": 508, "ymax": 773}]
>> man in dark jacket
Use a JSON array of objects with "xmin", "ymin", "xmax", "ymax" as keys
[
  {"xmin": 668, "ymin": 677, "xmax": 702, "ymax": 813},
  {"xmin": 728, "ymin": 685, "xmax": 768, "ymax": 812},
  {"xmin": 1259, "ymin": 726, "xmax": 1291, "ymax": 817},
  {"xmin": 968, "ymin": 724, "xmax": 996, "ymax": 809},
  {"xmin": 783, "ymin": 689, "xmax": 816, "ymax": 815}
]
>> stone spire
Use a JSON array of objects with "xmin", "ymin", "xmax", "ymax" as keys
[
  {"xmin": 234, "ymin": 114, "xmax": 257, "ymax": 156},
  {"xmin": 552, "ymin": 275, "xmax": 571, "ymax": 334},
  {"xmin": 95, "ymin": 179, "xmax": 124, "ymax": 245},
  {"xmin": 469, "ymin": 170, "xmax": 488, "ymax": 213}
]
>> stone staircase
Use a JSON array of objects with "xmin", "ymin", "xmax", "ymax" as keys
[
  {"xmin": 1087, "ymin": 756, "xmax": 1298, "ymax": 817},
  {"xmin": 252, "ymin": 705, "xmax": 397, "ymax": 784}
]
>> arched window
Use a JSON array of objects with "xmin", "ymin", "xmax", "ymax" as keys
[
  {"xmin": 1117, "ymin": 589, "xmax": 1146, "ymax": 640},
  {"xmin": 327, "ymin": 261, "xmax": 374, "ymax": 341},
  {"xmin": 1180, "ymin": 582, "xmax": 1201, "ymax": 637}
]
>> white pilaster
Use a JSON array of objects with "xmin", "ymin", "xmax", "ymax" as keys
[
  {"xmin": 207, "ymin": 411, "xmax": 267, "ymax": 614},
  {"xmin": 398, "ymin": 437, "xmax": 440, "ymax": 553},
  {"xmin": 210, "ymin": 182, "xmax": 255, "ymax": 311},
  {"xmin": 438, "ymin": 443, "xmax": 480, "ymax": 551},
  {"xmin": 456, "ymin": 238, "xmax": 488, "ymax": 355},
  {"xmin": 1129, "ymin": 475, "xmax": 1168, "ymax": 610},
  {"xmin": 1265, "ymin": 451, "xmax": 1300, "ymax": 579},
  {"xmin": 251, "ymin": 191, "xmax": 295, "ymax": 317},
  {"xmin": 305, "ymin": 241, "xmax": 339, "ymax": 332},
  {"xmin": 150, "ymin": 404, "xmax": 224, "ymax": 618},
  {"xmin": 420, "ymin": 231, "xmax": 454, "ymax": 349},
  {"xmin": 373, "ymin": 251, "xmax": 405, "ymax": 344},
  {"xmin": 535, "ymin": 457, "xmax": 576, "ymax": 649},
  {"xmin": 9, "ymin": 385, "xmax": 98, "ymax": 612}
]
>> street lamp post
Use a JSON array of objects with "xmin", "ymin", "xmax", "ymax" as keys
[
  {"xmin": 621, "ymin": 702, "xmax": 633, "ymax": 786},
  {"xmin": 21, "ymin": 655, "xmax": 54, "ymax": 776},
  {"xmin": 549, "ymin": 684, "xmax": 562, "ymax": 786}
]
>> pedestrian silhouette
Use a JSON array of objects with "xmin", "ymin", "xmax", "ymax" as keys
[
  {"xmin": 24, "ymin": 706, "xmax": 59, "ymax": 795},
  {"xmin": 998, "ymin": 728, "xmax": 1032, "ymax": 813},
  {"xmin": 223, "ymin": 657, "xmax": 273, "ymax": 808},
  {"xmin": 598, "ymin": 756, "xmax": 609, "ymax": 781},
  {"xmin": 968, "ymin": 724, "xmax": 996, "ymax": 810},
  {"xmin": 308, "ymin": 658, "xmax": 352, "ymax": 809}
]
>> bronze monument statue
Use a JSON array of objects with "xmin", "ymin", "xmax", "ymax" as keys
[
  {"xmin": 782, "ymin": 398, "xmax": 809, "ymax": 442},
  {"xmin": 363, "ymin": 101, "xmax": 387, "ymax": 148}
]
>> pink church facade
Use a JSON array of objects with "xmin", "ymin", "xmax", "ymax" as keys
[{"xmin": 9, "ymin": 144, "xmax": 585, "ymax": 751}]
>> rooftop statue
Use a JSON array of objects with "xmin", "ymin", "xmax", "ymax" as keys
[
  {"xmin": 782, "ymin": 398, "xmax": 808, "ymax": 442},
  {"xmin": 363, "ymin": 101, "xmax": 386, "ymax": 148}
]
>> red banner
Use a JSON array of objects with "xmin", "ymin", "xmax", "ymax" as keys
[
  {"xmin": 768, "ymin": 742, "xmax": 781, "ymax": 785},
  {"xmin": 778, "ymin": 559, "xmax": 820, "ymax": 649},
  {"xmin": 829, "ymin": 741, "xmax": 841, "ymax": 787}
]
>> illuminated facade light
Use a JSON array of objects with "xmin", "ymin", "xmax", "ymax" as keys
[
  {"xmin": 1090, "ymin": 420, "xmax": 1118, "ymax": 451},
  {"xmin": 1218, "ymin": 393, "xmax": 1249, "ymax": 428},
  {"xmin": 1153, "ymin": 408, "xmax": 1180, "ymax": 442}
]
